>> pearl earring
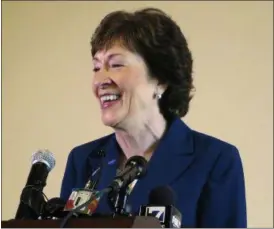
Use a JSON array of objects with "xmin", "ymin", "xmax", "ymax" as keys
[
  {"xmin": 156, "ymin": 92, "xmax": 162, "ymax": 99},
  {"xmin": 154, "ymin": 89, "xmax": 162, "ymax": 100},
  {"xmin": 154, "ymin": 85, "xmax": 163, "ymax": 100}
]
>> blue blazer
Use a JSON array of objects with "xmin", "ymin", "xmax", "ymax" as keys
[{"xmin": 60, "ymin": 117, "xmax": 247, "ymax": 227}]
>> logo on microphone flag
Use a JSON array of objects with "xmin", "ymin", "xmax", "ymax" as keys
[
  {"xmin": 64, "ymin": 190, "xmax": 78, "ymax": 210},
  {"xmin": 64, "ymin": 189, "xmax": 101, "ymax": 215},
  {"xmin": 145, "ymin": 206, "xmax": 166, "ymax": 223}
]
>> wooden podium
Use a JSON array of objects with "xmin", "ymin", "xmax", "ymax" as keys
[{"xmin": 1, "ymin": 216, "xmax": 162, "ymax": 228}]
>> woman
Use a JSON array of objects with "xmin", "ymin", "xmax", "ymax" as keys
[{"xmin": 61, "ymin": 8, "xmax": 247, "ymax": 227}]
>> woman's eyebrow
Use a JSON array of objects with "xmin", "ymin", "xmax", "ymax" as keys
[{"xmin": 93, "ymin": 53, "xmax": 124, "ymax": 63}]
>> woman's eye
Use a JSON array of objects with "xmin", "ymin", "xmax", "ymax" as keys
[
  {"xmin": 93, "ymin": 64, "xmax": 123, "ymax": 72},
  {"xmin": 93, "ymin": 67, "xmax": 100, "ymax": 72},
  {"xmin": 111, "ymin": 64, "xmax": 123, "ymax": 68}
]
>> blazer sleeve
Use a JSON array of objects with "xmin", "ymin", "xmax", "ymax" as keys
[
  {"xmin": 60, "ymin": 148, "xmax": 77, "ymax": 202},
  {"xmin": 197, "ymin": 145, "xmax": 247, "ymax": 228}
]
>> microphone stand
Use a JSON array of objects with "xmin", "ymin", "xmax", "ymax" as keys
[{"xmin": 111, "ymin": 186, "xmax": 131, "ymax": 217}]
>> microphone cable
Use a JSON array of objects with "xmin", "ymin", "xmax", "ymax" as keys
[{"xmin": 18, "ymin": 185, "xmax": 49, "ymax": 219}]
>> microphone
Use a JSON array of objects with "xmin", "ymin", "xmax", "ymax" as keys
[
  {"xmin": 107, "ymin": 155, "xmax": 147, "ymax": 216},
  {"xmin": 15, "ymin": 149, "xmax": 56, "ymax": 219},
  {"xmin": 60, "ymin": 190, "xmax": 103, "ymax": 228},
  {"xmin": 108, "ymin": 155, "xmax": 147, "ymax": 193},
  {"xmin": 108, "ymin": 169, "xmax": 139, "ymax": 216},
  {"xmin": 60, "ymin": 155, "xmax": 147, "ymax": 228},
  {"xmin": 70, "ymin": 155, "xmax": 147, "ymax": 216},
  {"xmin": 139, "ymin": 185, "xmax": 182, "ymax": 228},
  {"xmin": 63, "ymin": 154, "xmax": 109, "ymax": 214}
]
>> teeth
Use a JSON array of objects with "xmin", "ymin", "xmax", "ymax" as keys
[{"xmin": 100, "ymin": 94, "xmax": 120, "ymax": 102}]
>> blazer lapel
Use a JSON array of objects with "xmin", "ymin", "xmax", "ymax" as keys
[{"xmin": 128, "ymin": 117, "xmax": 195, "ymax": 209}]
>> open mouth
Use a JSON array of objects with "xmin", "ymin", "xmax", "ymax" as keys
[{"xmin": 99, "ymin": 93, "xmax": 122, "ymax": 109}]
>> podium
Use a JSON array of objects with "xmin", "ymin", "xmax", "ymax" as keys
[{"xmin": 1, "ymin": 216, "xmax": 162, "ymax": 228}]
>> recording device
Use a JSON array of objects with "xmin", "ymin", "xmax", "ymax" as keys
[
  {"xmin": 139, "ymin": 185, "xmax": 182, "ymax": 228},
  {"xmin": 60, "ymin": 155, "xmax": 148, "ymax": 228},
  {"xmin": 15, "ymin": 150, "xmax": 55, "ymax": 220}
]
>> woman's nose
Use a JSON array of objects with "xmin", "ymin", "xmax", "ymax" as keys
[{"xmin": 94, "ymin": 77, "xmax": 113, "ymax": 89}]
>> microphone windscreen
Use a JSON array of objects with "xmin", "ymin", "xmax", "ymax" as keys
[
  {"xmin": 148, "ymin": 185, "xmax": 176, "ymax": 206},
  {"xmin": 31, "ymin": 150, "xmax": 56, "ymax": 172}
]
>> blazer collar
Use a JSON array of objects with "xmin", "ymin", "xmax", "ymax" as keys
[{"xmin": 154, "ymin": 116, "xmax": 194, "ymax": 155}]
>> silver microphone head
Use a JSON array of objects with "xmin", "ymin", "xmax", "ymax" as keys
[{"xmin": 31, "ymin": 149, "xmax": 56, "ymax": 172}]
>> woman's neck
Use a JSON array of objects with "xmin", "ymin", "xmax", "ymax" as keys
[{"xmin": 114, "ymin": 111, "xmax": 167, "ymax": 161}]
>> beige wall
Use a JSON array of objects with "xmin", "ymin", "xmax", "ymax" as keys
[{"xmin": 2, "ymin": 1, "xmax": 273, "ymax": 227}]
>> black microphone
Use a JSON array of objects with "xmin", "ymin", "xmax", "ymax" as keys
[
  {"xmin": 106, "ymin": 155, "xmax": 147, "ymax": 216},
  {"xmin": 108, "ymin": 169, "xmax": 137, "ymax": 216},
  {"xmin": 108, "ymin": 155, "xmax": 147, "ymax": 193},
  {"xmin": 15, "ymin": 149, "xmax": 56, "ymax": 220},
  {"xmin": 139, "ymin": 185, "xmax": 182, "ymax": 228}
]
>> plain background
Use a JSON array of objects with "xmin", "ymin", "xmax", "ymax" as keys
[{"xmin": 2, "ymin": 1, "xmax": 273, "ymax": 227}]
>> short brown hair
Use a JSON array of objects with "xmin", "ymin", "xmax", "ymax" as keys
[{"xmin": 91, "ymin": 8, "xmax": 194, "ymax": 119}]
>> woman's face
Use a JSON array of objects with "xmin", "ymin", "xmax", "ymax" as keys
[{"xmin": 92, "ymin": 45, "xmax": 159, "ymax": 128}]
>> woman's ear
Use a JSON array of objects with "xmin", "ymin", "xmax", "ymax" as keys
[
  {"xmin": 158, "ymin": 83, "xmax": 168, "ymax": 95},
  {"xmin": 153, "ymin": 83, "xmax": 167, "ymax": 100}
]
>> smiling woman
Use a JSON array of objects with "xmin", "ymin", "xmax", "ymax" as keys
[
  {"xmin": 60, "ymin": 7, "xmax": 247, "ymax": 228},
  {"xmin": 91, "ymin": 46, "xmax": 158, "ymax": 132}
]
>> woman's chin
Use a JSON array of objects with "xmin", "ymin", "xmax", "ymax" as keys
[
  {"xmin": 101, "ymin": 113, "xmax": 119, "ymax": 127},
  {"xmin": 100, "ymin": 107, "xmax": 128, "ymax": 128}
]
